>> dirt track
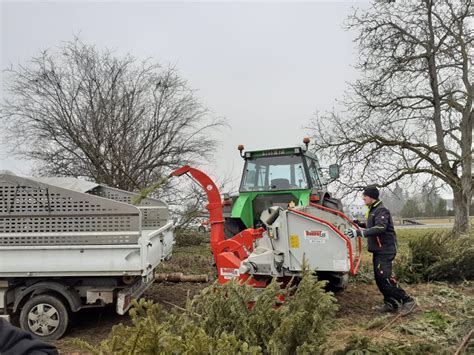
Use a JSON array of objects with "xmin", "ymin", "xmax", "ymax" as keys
[{"xmin": 54, "ymin": 281, "xmax": 210, "ymax": 352}]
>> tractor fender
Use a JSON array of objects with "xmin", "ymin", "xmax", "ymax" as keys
[{"xmin": 13, "ymin": 281, "xmax": 82, "ymax": 313}]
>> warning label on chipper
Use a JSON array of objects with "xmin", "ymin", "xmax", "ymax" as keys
[
  {"xmin": 303, "ymin": 230, "xmax": 328, "ymax": 243},
  {"xmin": 290, "ymin": 235, "xmax": 300, "ymax": 248},
  {"xmin": 220, "ymin": 268, "xmax": 240, "ymax": 280}
]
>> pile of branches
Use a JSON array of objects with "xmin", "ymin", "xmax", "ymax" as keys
[
  {"xmin": 76, "ymin": 270, "xmax": 338, "ymax": 354},
  {"xmin": 395, "ymin": 231, "xmax": 474, "ymax": 283},
  {"xmin": 336, "ymin": 335, "xmax": 443, "ymax": 355}
]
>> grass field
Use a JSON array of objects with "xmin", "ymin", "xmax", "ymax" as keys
[{"xmin": 394, "ymin": 216, "xmax": 474, "ymax": 225}]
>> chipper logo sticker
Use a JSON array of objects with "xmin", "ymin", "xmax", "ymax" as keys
[
  {"xmin": 303, "ymin": 230, "xmax": 328, "ymax": 243},
  {"xmin": 220, "ymin": 267, "xmax": 240, "ymax": 280}
]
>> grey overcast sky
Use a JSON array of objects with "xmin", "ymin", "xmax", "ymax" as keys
[{"xmin": 0, "ymin": 0, "xmax": 368, "ymax": 189}]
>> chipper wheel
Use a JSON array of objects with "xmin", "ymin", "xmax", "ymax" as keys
[{"xmin": 318, "ymin": 272, "xmax": 349, "ymax": 293}]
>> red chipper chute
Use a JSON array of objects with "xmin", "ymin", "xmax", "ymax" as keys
[{"xmin": 171, "ymin": 165, "xmax": 266, "ymax": 286}]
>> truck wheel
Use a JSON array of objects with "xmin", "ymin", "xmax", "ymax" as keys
[
  {"xmin": 198, "ymin": 226, "xmax": 206, "ymax": 233},
  {"xmin": 20, "ymin": 294, "xmax": 69, "ymax": 341}
]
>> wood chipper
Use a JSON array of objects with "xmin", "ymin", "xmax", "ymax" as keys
[{"xmin": 171, "ymin": 165, "xmax": 362, "ymax": 290}]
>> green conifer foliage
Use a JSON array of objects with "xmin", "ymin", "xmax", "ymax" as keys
[{"xmin": 77, "ymin": 270, "xmax": 338, "ymax": 354}]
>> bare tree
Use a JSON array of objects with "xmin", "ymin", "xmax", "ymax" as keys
[
  {"xmin": 1, "ymin": 39, "xmax": 224, "ymax": 191},
  {"xmin": 169, "ymin": 174, "xmax": 233, "ymax": 233},
  {"xmin": 309, "ymin": 0, "xmax": 473, "ymax": 233}
]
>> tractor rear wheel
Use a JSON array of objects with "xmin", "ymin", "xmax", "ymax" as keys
[{"xmin": 224, "ymin": 218, "xmax": 246, "ymax": 238}]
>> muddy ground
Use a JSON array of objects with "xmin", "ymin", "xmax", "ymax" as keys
[
  {"xmin": 53, "ymin": 280, "xmax": 473, "ymax": 353},
  {"xmin": 53, "ymin": 281, "xmax": 210, "ymax": 353}
]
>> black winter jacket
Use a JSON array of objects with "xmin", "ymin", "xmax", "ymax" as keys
[
  {"xmin": 360, "ymin": 200, "xmax": 397, "ymax": 254},
  {"xmin": 0, "ymin": 318, "xmax": 58, "ymax": 355}
]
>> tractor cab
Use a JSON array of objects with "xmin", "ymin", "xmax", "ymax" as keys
[
  {"xmin": 240, "ymin": 147, "xmax": 327, "ymax": 192},
  {"xmin": 223, "ymin": 139, "xmax": 342, "ymax": 237}
]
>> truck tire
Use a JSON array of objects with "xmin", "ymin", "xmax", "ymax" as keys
[
  {"xmin": 198, "ymin": 226, "xmax": 206, "ymax": 233},
  {"xmin": 20, "ymin": 294, "xmax": 69, "ymax": 341}
]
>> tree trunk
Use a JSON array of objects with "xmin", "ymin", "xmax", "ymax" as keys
[
  {"xmin": 155, "ymin": 272, "xmax": 209, "ymax": 283},
  {"xmin": 452, "ymin": 186, "xmax": 471, "ymax": 234}
]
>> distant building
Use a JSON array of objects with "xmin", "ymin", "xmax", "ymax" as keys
[{"xmin": 447, "ymin": 199, "xmax": 454, "ymax": 211}]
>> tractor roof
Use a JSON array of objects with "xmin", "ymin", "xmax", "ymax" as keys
[
  {"xmin": 244, "ymin": 146, "xmax": 319, "ymax": 160},
  {"xmin": 244, "ymin": 146, "xmax": 303, "ymax": 158}
]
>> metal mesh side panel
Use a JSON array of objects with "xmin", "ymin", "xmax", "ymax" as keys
[
  {"xmin": 0, "ymin": 185, "xmax": 135, "ymax": 215},
  {"xmin": 90, "ymin": 186, "xmax": 170, "ymax": 229},
  {"xmin": 140, "ymin": 207, "xmax": 169, "ymax": 229},
  {"xmin": 0, "ymin": 232, "xmax": 138, "ymax": 246},
  {"xmin": 0, "ymin": 216, "xmax": 134, "ymax": 233},
  {"xmin": 89, "ymin": 186, "xmax": 165, "ymax": 206},
  {"xmin": 0, "ymin": 181, "xmax": 140, "ymax": 246}
]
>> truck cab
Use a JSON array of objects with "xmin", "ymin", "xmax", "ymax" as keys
[{"xmin": 223, "ymin": 140, "xmax": 342, "ymax": 237}]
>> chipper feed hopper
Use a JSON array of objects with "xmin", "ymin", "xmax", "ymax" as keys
[
  {"xmin": 172, "ymin": 166, "xmax": 361, "ymax": 290},
  {"xmin": 0, "ymin": 172, "xmax": 174, "ymax": 340}
]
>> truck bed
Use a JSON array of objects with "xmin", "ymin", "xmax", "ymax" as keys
[
  {"xmin": 0, "ymin": 173, "xmax": 174, "ymax": 278},
  {"xmin": 0, "ymin": 224, "xmax": 173, "ymax": 277}
]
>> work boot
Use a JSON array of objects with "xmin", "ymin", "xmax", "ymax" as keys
[
  {"xmin": 372, "ymin": 302, "xmax": 397, "ymax": 313},
  {"xmin": 400, "ymin": 300, "xmax": 416, "ymax": 316}
]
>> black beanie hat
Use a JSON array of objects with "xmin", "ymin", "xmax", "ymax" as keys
[{"xmin": 363, "ymin": 185, "xmax": 379, "ymax": 199}]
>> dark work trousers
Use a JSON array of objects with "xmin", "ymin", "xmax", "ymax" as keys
[{"xmin": 372, "ymin": 253, "xmax": 412, "ymax": 308}]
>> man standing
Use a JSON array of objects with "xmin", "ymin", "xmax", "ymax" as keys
[{"xmin": 345, "ymin": 186, "xmax": 415, "ymax": 314}]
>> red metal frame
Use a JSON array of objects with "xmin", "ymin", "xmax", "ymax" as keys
[
  {"xmin": 305, "ymin": 203, "xmax": 362, "ymax": 275},
  {"xmin": 171, "ymin": 166, "xmax": 266, "ymax": 286},
  {"xmin": 171, "ymin": 165, "xmax": 226, "ymax": 260},
  {"xmin": 309, "ymin": 202, "xmax": 359, "ymax": 228}
]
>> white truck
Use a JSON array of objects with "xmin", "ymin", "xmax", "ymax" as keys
[{"xmin": 0, "ymin": 172, "xmax": 174, "ymax": 340}]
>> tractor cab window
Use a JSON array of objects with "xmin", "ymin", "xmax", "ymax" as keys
[
  {"xmin": 306, "ymin": 157, "xmax": 325, "ymax": 189},
  {"xmin": 240, "ymin": 155, "xmax": 309, "ymax": 191}
]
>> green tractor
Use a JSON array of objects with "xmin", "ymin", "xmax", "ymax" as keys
[{"xmin": 223, "ymin": 138, "xmax": 343, "ymax": 237}]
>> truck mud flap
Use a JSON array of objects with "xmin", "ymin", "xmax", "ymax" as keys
[{"xmin": 116, "ymin": 272, "xmax": 154, "ymax": 315}]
